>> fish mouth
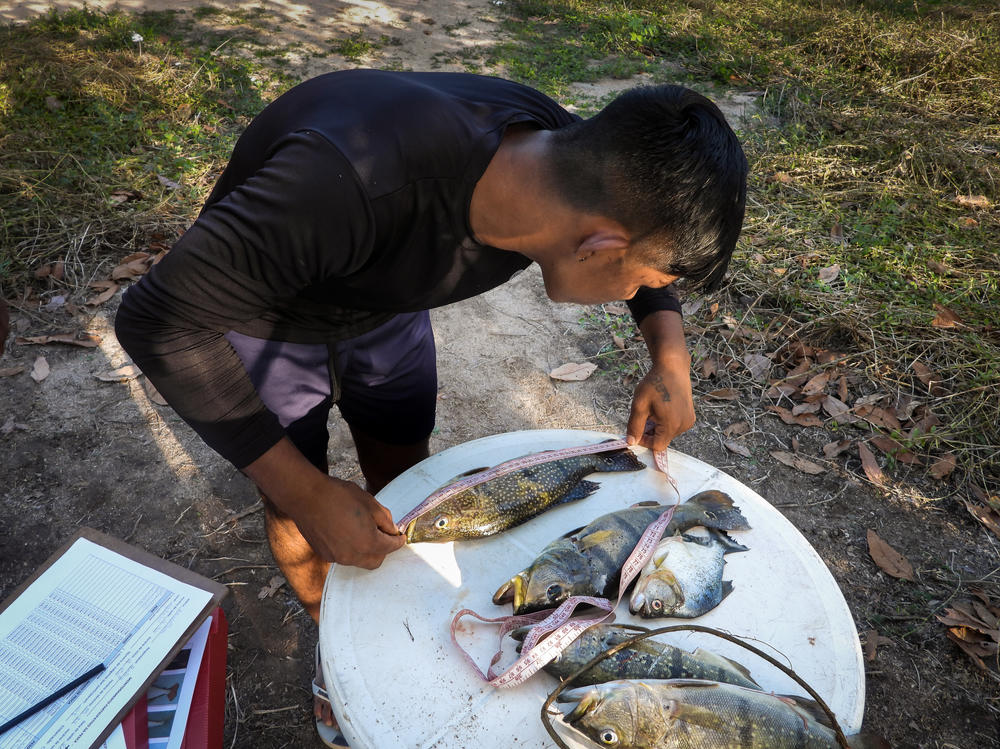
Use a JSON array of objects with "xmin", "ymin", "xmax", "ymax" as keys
[{"xmin": 492, "ymin": 573, "xmax": 526, "ymax": 610}]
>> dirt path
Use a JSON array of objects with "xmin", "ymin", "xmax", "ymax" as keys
[{"xmin": 1, "ymin": 2, "xmax": 996, "ymax": 748}]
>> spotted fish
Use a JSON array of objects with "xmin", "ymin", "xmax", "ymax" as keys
[
  {"xmin": 630, "ymin": 528, "xmax": 748, "ymax": 619},
  {"xmin": 493, "ymin": 490, "xmax": 751, "ymax": 615},
  {"xmin": 510, "ymin": 623, "xmax": 760, "ymax": 689},
  {"xmin": 560, "ymin": 679, "xmax": 886, "ymax": 748},
  {"xmin": 404, "ymin": 447, "xmax": 644, "ymax": 543}
]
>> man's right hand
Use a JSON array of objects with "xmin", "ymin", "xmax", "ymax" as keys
[{"xmin": 243, "ymin": 437, "xmax": 405, "ymax": 569}]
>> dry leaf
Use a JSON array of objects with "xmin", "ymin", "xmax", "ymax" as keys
[
  {"xmin": 611, "ymin": 334, "xmax": 626, "ymax": 351},
  {"xmin": 837, "ymin": 375, "xmax": 849, "ymax": 402},
  {"xmin": 823, "ymin": 439, "xmax": 853, "ymax": 459},
  {"xmin": 863, "ymin": 630, "xmax": 892, "ymax": 662},
  {"xmin": 770, "ymin": 450, "xmax": 826, "ymax": 475},
  {"xmin": 931, "ymin": 304, "xmax": 963, "ymax": 328},
  {"xmin": 110, "ymin": 188, "xmax": 142, "ymax": 204},
  {"xmin": 953, "ymin": 194, "xmax": 991, "ymax": 210},
  {"xmin": 708, "ymin": 302, "xmax": 719, "ymax": 320},
  {"xmin": 858, "ymin": 442, "xmax": 886, "ymax": 485},
  {"xmin": 765, "ymin": 382, "xmax": 798, "ymax": 400},
  {"xmin": 143, "ymin": 376, "xmax": 168, "ymax": 406},
  {"xmin": 870, "ymin": 435, "xmax": 922, "ymax": 465},
  {"xmin": 258, "ymin": 575, "xmax": 287, "ymax": 600},
  {"xmin": 96, "ymin": 365, "xmax": 143, "ymax": 383},
  {"xmin": 681, "ymin": 298, "xmax": 704, "ymax": 316},
  {"xmin": 724, "ymin": 440, "xmax": 752, "ymax": 458},
  {"xmin": 767, "ymin": 171, "xmax": 794, "ymax": 185},
  {"xmin": 705, "ymin": 388, "xmax": 740, "ymax": 401},
  {"xmin": 87, "ymin": 284, "xmax": 120, "ymax": 306},
  {"xmin": 866, "ymin": 529, "xmax": 915, "ymax": 581},
  {"xmin": 17, "ymin": 332, "xmax": 101, "ymax": 348},
  {"xmin": 603, "ymin": 303, "xmax": 628, "ymax": 316},
  {"xmin": 767, "ymin": 404, "xmax": 823, "ymax": 427},
  {"xmin": 700, "ymin": 358, "xmax": 718, "ymax": 379},
  {"xmin": 791, "ymin": 402, "xmax": 821, "ymax": 416},
  {"xmin": 937, "ymin": 590, "xmax": 1000, "ymax": 674},
  {"xmin": 549, "ymin": 362, "xmax": 597, "ymax": 381},
  {"xmin": 800, "ymin": 372, "xmax": 830, "ymax": 396},
  {"xmin": 830, "ymin": 224, "xmax": 844, "ymax": 243},
  {"xmin": 929, "ymin": 453, "xmax": 957, "ymax": 480},
  {"xmin": 818, "ymin": 263, "xmax": 841, "ymax": 282},
  {"xmin": 742, "ymin": 353, "xmax": 771, "ymax": 381},
  {"xmin": 0, "ymin": 366, "xmax": 25, "ymax": 378},
  {"xmin": 30, "ymin": 356, "xmax": 50, "ymax": 383},
  {"xmin": 111, "ymin": 258, "xmax": 152, "ymax": 281},
  {"xmin": 856, "ymin": 404, "xmax": 902, "ymax": 432},
  {"xmin": 911, "ymin": 361, "xmax": 946, "ymax": 396},
  {"xmin": 157, "ymin": 174, "xmax": 181, "ymax": 190},
  {"xmin": 34, "ymin": 262, "xmax": 65, "ymax": 281},
  {"xmin": 723, "ymin": 421, "xmax": 750, "ymax": 438},
  {"xmin": 927, "ymin": 260, "xmax": 952, "ymax": 276}
]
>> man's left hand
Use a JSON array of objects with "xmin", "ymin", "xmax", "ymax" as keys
[{"xmin": 624, "ymin": 309, "xmax": 695, "ymax": 453}]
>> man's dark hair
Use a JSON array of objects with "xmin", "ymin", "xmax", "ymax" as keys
[{"xmin": 547, "ymin": 84, "xmax": 748, "ymax": 291}]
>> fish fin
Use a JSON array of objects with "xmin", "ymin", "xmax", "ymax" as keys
[
  {"xmin": 691, "ymin": 649, "xmax": 759, "ymax": 687},
  {"xmin": 720, "ymin": 580, "xmax": 735, "ymax": 600},
  {"xmin": 560, "ymin": 479, "xmax": 601, "ymax": 504},
  {"xmin": 631, "ymin": 500, "xmax": 661, "ymax": 507},
  {"xmin": 688, "ymin": 490, "xmax": 752, "ymax": 531},
  {"xmin": 577, "ymin": 529, "xmax": 618, "ymax": 551},
  {"xmin": 436, "ymin": 466, "xmax": 490, "ymax": 490},
  {"xmin": 594, "ymin": 448, "xmax": 645, "ymax": 473},
  {"xmin": 773, "ymin": 693, "xmax": 834, "ymax": 728},
  {"xmin": 709, "ymin": 528, "xmax": 749, "ymax": 553}
]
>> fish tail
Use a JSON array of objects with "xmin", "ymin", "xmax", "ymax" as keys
[
  {"xmin": 710, "ymin": 528, "xmax": 749, "ymax": 553},
  {"xmin": 592, "ymin": 448, "xmax": 645, "ymax": 473},
  {"xmin": 690, "ymin": 490, "xmax": 752, "ymax": 531}
]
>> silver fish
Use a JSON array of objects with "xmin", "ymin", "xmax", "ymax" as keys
[
  {"xmin": 630, "ymin": 529, "xmax": 748, "ymax": 619},
  {"xmin": 560, "ymin": 678, "xmax": 884, "ymax": 748},
  {"xmin": 510, "ymin": 623, "xmax": 760, "ymax": 689},
  {"xmin": 493, "ymin": 490, "xmax": 751, "ymax": 615}
]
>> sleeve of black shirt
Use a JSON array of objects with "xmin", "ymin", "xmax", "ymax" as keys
[
  {"xmin": 626, "ymin": 284, "xmax": 682, "ymax": 325},
  {"xmin": 115, "ymin": 132, "xmax": 374, "ymax": 469}
]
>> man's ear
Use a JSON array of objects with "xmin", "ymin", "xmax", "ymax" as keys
[{"xmin": 574, "ymin": 221, "xmax": 630, "ymax": 261}]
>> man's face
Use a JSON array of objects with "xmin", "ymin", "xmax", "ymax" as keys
[{"xmin": 538, "ymin": 248, "xmax": 678, "ymax": 304}]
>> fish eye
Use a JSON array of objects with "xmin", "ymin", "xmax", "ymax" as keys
[
  {"xmin": 434, "ymin": 516, "xmax": 449, "ymax": 529},
  {"xmin": 545, "ymin": 583, "xmax": 563, "ymax": 601},
  {"xmin": 651, "ymin": 600, "xmax": 663, "ymax": 612},
  {"xmin": 599, "ymin": 729, "xmax": 619, "ymax": 745}
]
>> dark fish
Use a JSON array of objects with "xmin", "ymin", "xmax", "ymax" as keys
[
  {"xmin": 560, "ymin": 679, "xmax": 885, "ymax": 748},
  {"xmin": 630, "ymin": 528, "xmax": 748, "ymax": 619},
  {"xmin": 511, "ymin": 623, "xmax": 760, "ymax": 689},
  {"xmin": 493, "ymin": 490, "xmax": 751, "ymax": 614},
  {"xmin": 404, "ymin": 447, "xmax": 644, "ymax": 543}
]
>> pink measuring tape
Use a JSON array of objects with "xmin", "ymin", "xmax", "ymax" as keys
[{"xmin": 396, "ymin": 436, "xmax": 679, "ymax": 689}]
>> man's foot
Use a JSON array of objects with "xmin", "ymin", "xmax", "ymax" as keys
[{"xmin": 313, "ymin": 644, "xmax": 348, "ymax": 747}]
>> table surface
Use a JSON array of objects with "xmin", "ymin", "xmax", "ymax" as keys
[{"xmin": 319, "ymin": 429, "xmax": 865, "ymax": 748}]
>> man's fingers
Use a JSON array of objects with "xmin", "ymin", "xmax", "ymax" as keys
[{"xmin": 626, "ymin": 404, "xmax": 649, "ymax": 446}]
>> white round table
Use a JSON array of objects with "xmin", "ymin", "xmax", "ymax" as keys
[{"xmin": 319, "ymin": 429, "xmax": 864, "ymax": 748}]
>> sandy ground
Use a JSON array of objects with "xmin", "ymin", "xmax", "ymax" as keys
[{"xmin": 1, "ymin": 2, "xmax": 997, "ymax": 748}]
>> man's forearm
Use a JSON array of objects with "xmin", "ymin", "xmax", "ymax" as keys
[{"xmin": 639, "ymin": 310, "xmax": 690, "ymax": 368}]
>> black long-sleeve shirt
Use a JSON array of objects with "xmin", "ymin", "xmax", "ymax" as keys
[{"xmin": 116, "ymin": 70, "xmax": 680, "ymax": 468}]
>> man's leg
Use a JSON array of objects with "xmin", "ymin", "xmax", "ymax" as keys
[{"xmin": 225, "ymin": 332, "xmax": 334, "ymax": 623}]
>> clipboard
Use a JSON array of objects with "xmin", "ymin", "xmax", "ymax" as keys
[{"xmin": 0, "ymin": 527, "xmax": 227, "ymax": 749}]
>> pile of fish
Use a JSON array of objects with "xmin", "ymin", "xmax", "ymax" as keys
[
  {"xmin": 404, "ymin": 446, "xmax": 645, "ymax": 543},
  {"xmin": 492, "ymin": 490, "xmax": 750, "ymax": 615}
]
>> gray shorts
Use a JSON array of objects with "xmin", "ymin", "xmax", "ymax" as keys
[{"xmin": 225, "ymin": 311, "xmax": 437, "ymax": 471}]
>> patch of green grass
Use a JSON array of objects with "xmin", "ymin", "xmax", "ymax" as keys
[
  {"xmin": 0, "ymin": 7, "xmax": 286, "ymax": 291},
  {"xmin": 327, "ymin": 33, "xmax": 400, "ymax": 62}
]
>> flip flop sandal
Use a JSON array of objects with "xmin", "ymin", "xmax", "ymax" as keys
[{"xmin": 313, "ymin": 644, "xmax": 349, "ymax": 747}]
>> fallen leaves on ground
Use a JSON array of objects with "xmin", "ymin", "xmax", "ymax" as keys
[
  {"xmin": 770, "ymin": 450, "xmax": 826, "ymax": 475},
  {"xmin": 866, "ymin": 529, "xmax": 915, "ymax": 581},
  {"xmin": 937, "ymin": 589, "xmax": 1000, "ymax": 677},
  {"xmin": 767, "ymin": 404, "xmax": 823, "ymax": 427},
  {"xmin": 929, "ymin": 453, "xmax": 957, "ymax": 479},
  {"xmin": 818, "ymin": 263, "xmax": 841, "ymax": 282},
  {"xmin": 258, "ymin": 575, "xmax": 287, "ymax": 600},
  {"xmin": 30, "ymin": 356, "xmax": 49, "ymax": 383},
  {"xmin": 16, "ymin": 332, "xmax": 101, "ymax": 348},
  {"xmin": 549, "ymin": 362, "xmax": 597, "ymax": 381},
  {"xmin": 724, "ymin": 440, "xmax": 752, "ymax": 458},
  {"xmin": 823, "ymin": 439, "xmax": 853, "ymax": 458},
  {"xmin": 911, "ymin": 360, "xmax": 947, "ymax": 397},
  {"xmin": 863, "ymin": 629, "xmax": 893, "ymax": 662},
  {"xmin": 87, "ymin": 281, "xmax": 120, "ymax": 306},
  {"xmin": 953, "ymin": 194, "xmax": 991, "ymax": 210},
  {"xmin": 931, "ymin": 304, "xmax": 964, "ymax": 328},
  {"xmin": 858, "ymin": 442, "xmax": 886, "ymax": 485},
  {"xmin": 0, "ymin": 366, "xmax": 25, "ymax": 378}
]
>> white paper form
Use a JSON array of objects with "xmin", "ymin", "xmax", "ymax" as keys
[{"xmin": 0, "ymin": 538, "xmax": 213, "ymax": 749}]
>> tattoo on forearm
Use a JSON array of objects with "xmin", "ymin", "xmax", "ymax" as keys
[{"xmin": 651, "ymin": 374, "xmax": 671, "ymax": 403}]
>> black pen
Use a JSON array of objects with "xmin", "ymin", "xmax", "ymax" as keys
[{"xmin": 0, "ymin": 663, "xmax": 106, "ymax": 736}]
